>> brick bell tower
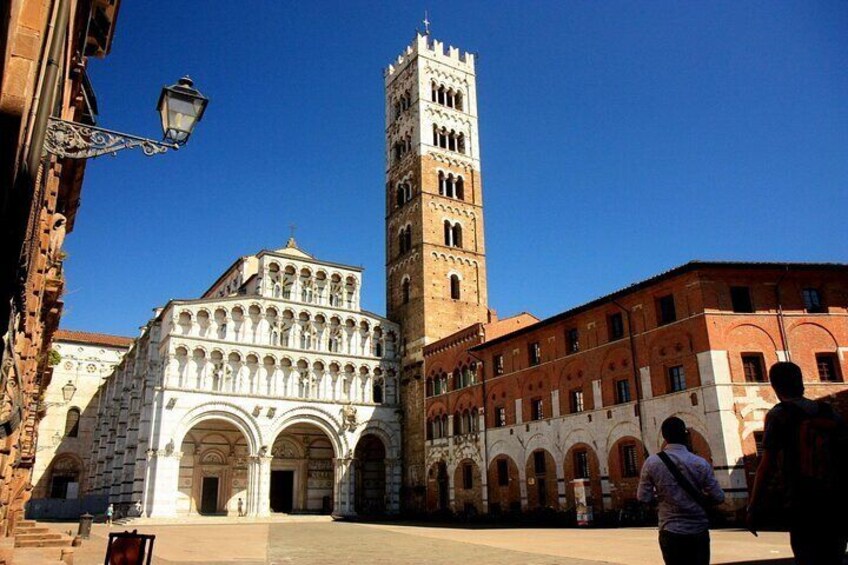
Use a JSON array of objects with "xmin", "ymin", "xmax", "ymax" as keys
[{"xmin": 384, "ymin": 31, "xmax": 489, "ymax": 512}]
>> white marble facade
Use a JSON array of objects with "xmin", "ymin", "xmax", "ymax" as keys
[{"xmin": 88, "ymin": 240, "xmax": 402, "ymax": 517}]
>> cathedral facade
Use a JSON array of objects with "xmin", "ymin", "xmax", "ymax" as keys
[{"xmin": 88, "ymin": 240, "xmax": 401, "ymax": 517}]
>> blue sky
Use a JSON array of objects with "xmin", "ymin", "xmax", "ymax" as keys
[{"xmin": 63, "ymin": 1, "xmax": 848, "ymax": 336}]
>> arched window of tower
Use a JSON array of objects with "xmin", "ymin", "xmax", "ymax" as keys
[
  {"xmin": 450, "ymin": 274, "xmax": 461, "ymax": 300},
  {"xmin": 401, "ymin": 278, "xmax": 411, "ymax": 305}
]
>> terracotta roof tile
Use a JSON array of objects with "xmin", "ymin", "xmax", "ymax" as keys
[{"xmin": 54, "ymin": 329, "xmax": 133, "ymax": 348}]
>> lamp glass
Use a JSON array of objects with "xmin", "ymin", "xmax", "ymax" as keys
[
  {"xmin": 157, "ymin": 77, "xmax": 208, "ymax": 145},
  {"xmin": 61, "ymin": 381, "xmax": 76, "ymax": 402}
]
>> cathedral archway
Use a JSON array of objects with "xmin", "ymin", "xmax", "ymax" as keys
[
  {"xmin": 354, "ymin": 434, "xmax": 387, "ymax": 515},
  {"xmin": 269, "ymin": 423, "xmax": 335, "ymax": 514},
  {"xmin": 179, "ymin": 419, "xmax": 251, "ymax": 515}
]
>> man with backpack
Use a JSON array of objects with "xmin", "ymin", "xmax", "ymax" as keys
[
  {"xmin": 747, "ymin": 361, "xmax": 848, "ymax": 565},
  {"xmin": 638, "ymin": 416, "xmax": 725, "ymax": 565}
]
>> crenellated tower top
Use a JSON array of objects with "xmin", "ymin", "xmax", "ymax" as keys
[{"xmin": 384, "ymin": 33, "xmax": 476, "ymax": 83}]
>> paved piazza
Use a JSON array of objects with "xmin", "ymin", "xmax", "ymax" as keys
[{"xmin": 22, "ymin": 518, "xmax": 801, "ymax": 564}]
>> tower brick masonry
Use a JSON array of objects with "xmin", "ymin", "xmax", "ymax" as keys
[{"xmin": 385, "ymin": 33, "xmax": 489, "ymax": 512}]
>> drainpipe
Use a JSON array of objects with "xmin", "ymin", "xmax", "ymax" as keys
[
  {"xmin": 773, "ymin": 266, "xmax": 791, "ymax": 362},
  {"xmin": 612, "ymin": 299, "xmax": 648, "ymax": 450}
]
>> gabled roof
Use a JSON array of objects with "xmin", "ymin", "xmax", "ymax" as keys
[
  {"xmin": 273, "ymin": 237, "xmax": 314, "ymax": 260},
  {"xmin": 55, "ymin": 329, "xmax": 133, "ymax": 348}
]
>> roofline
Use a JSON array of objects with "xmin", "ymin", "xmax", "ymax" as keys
[
  {"xmin": 470, "ymin": 260, "xmax": 848, "ymax": 353},
  {"xmin": 54, "ymin": 329, "xmax": 134, "ymax": 348},
  {"xmin": 201, "ymin": 256, "xmax": 245, "ymax": 298},
  {"xmin": 257, "ymin": 249, "xmax": 364, "ymax": 273}
]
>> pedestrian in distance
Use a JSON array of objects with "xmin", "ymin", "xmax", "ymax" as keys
[
  {"xmin": 105, "ymin": 503, "xmax": 114, "ymax": 527},
  {"xmin": 747, "ymin": 361, "xmax": 848, "ymax": 565},
  {"xmin": 637, "ymin": 416, "xmax": 725, "ymax": 565},
  {"xmin": 238, "ymin": 497, "xmax": 244, "ymax": 517}
]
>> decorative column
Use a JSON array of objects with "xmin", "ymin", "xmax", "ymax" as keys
[
  {"xmin": 246, "ymin": 454, "xmax": 272, "ymax": 517},
  {"xmin": 146, "ymin": 448, "xmax": 182, "ymax": 518},
  {"xmin": 384, "ymin": 457, "xmax": 400, "ymax": 514},
  {"xmin": 333, "ymin": 457, "xmax": 356, "ymax": 516}
]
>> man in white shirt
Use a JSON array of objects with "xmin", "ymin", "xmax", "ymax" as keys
[{"xmin": 637, "ymin": 416, "xmax": 724, "ymax": 565}]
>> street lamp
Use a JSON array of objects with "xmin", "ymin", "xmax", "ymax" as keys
[
  {"xmin": 61, "ymin": 381, "xmax": 77, "ymax": 403},
  {"xmin": 44, "ymin": 76, "xmax": 208, "ymax": 159}
]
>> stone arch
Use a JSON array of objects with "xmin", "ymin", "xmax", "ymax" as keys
[
  {"xmin": 268, "ymin": 406, "xmax": 345, "ymax": 458},
  {"xmin": 172, "ymin": 402, "xmax": 262, "ymax": 455},
  {"xmin": 487, "ymin": 454, "xmax": 521, "ymax": 514},
  {"xmin": 563, "ymin": 442, "xmax": 602, "ymax": 514}
]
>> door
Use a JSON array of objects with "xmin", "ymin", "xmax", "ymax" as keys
[
  {"xmin": 200, "ymin": 477, "xmax": 219, "ymax": 514},
  {"xmin": 270, "ymin": 470, "xmax": 294, "ymax": 513}
]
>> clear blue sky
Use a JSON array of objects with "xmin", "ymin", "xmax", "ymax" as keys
[{"xmin": 63, "ymin": 1, "xmax": 848, "ymax": 336}]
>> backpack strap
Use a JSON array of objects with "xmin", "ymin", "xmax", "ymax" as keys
[{"xmin": 657, "ymin": 451, "xmax": 712, "ymax": 511}]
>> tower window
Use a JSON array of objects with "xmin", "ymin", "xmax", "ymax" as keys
[
  {"xmin": 450, "ymin": 275, "xmax": 461, "ymax": 300},
  {"xmin": 494, "ymin": 406, "xmax": 506, "ymax": 427},
  {"xmin": 443, "ymin": 220, "xmax": 462, "ymax": 248},
  {"xmin": 570, "ymin": 389, "xmax": 584, "ymax": 413},
  {"xmin": 494, "ymin": 354, "xmax": 504, "ymax": 376},
  {"xmin": 531, "ymin": 398, "xmax": 544, "ymax": 420},
  {"xmin": 402, "ymin": 279, "xmax": 410, "ymax": 305},
  {"xmin": 730, "ymin": 286, "xmax": 754, "ymax": 313}
]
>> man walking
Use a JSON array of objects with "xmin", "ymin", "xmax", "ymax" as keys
[
  {"xmin": 638, "ymin": 416, "xmax": 724, "ymax": 565},
  {"xmin": 747, "ymin": 361, "xmax": 848, "ymax": 565}
]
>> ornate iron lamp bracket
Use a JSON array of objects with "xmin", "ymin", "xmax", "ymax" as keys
[{"xmin": 44, "ymin": 118, "xmax": 179, "ymax": 159}]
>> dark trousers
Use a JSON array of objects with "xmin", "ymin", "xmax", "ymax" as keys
[
  {"xmin": 659, "ymin": 530, "xmax": 710, "ymax": 565},
  {"xmin": 790, "ymin": 525, "xmax": 848, "ymax": 565}
]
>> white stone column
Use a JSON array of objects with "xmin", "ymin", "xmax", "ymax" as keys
[
  {"xmin": 334, "ymin": 458, "xmax": 356, "ymax": 516},
  {"xmin": 146, "ymin": 450, "xmax": 181, "ymax": 518},
  {"xmin": 247, "ymin": 455, "xmax": 272, "ymax": 517}
]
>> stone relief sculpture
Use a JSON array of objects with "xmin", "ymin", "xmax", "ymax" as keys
[{"xmin": 341, "ymin": 404, "xmax": 358, "ymax": 431}]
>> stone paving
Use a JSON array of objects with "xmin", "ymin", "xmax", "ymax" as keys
[{"xmin": 34, "ymin": 517, "xmax": 807, "ymax": 564}]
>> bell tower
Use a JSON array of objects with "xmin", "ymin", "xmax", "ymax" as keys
[{"xmin": 384, "ymin": 32, "xmax": 489, "ymax": 510}]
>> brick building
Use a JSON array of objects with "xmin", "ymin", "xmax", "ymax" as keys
[
  {"xmin": 0, "ymin": 0, "xmax": 119, "ymax": 546},
  {"xmin": 423, "ymin": 262, "xmax": 848, "ymax": 519}
]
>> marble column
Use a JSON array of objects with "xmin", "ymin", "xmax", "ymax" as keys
[{"xmin": 146, "ymin": 450, "xmax": 182, "ymax": 518}]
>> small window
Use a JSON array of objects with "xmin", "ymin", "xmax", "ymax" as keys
[
  {"xmin": 574, "ymin": 450, "xmax": 589, "ymax": 479},
  {"xmin": 622, "ymin": 444, "xmax": 639, "ymax": 478},
  {"xmin": 570, "ymin": 389, "xmax": 584, "ymax": 413},
  {"xmin": 730, "ymin": 286, "xmax": 754, "ymax": 313},
  {"xmin": 668, "ymin": 365, "xmax": 686, "ymax": 392},
  {"xmin": 531, "ymin": 397, "xmax": 544, "ymax": 420},
  {"xmin": 497, "ymin": 459, "xmax": 509, "ymax": 486},
  {"xmin": 401, "ymin": 279, "xmax": 410, "ymax": 305},
  {"xmin": 534, "ymin": 450, "xmax": 546, "ymax": 474},
  {"xmin": 741, "ymin": 354, "xmax": 766, "ymax": 382},
  {"xmin": 494, "ymin": 354, "xmax": 504, "ymax": 376},
  {"xmin": 529, "ymin": 342, "xmax": 541, "ymax": 366},
  {"xmin": 462, "ymin": 463, "xmax": 473, "ymax": 489},
  {"xmin": 64, "ymin": 408, "xmax": 80, "ymax": 438},
  {"xmin": 450, "ymin": 275, "xmax": 461, "ymax": 300},
  {"xmin": 816, "ymin": 353, "xmax": 842, "ymax": 382},
  {"xmin": 615, "ymin": 379, "xmax": 631, "ymax": 404},
  {"xmin": 803, "ymin": 288, "xmax": 824, "ymax": 313},
  {"xmin": 566, "ymin": 328, "xmax": 580, "ymax": 354},
  {"xmin": 608, "ymin": 312, "xmax": 624, "ymax": 341},
  {"xmin": 495, "ymin": 406, "xmax": 507, "ymax": 427},
  {"xmin": 656, "ymin": 294, "xmax": 677, "ymax": 325}
]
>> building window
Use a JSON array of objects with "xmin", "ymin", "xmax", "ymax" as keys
[
  {"xmin": 450, "ymin": 275, "xmax": 461, "ymax": 300},
  {"xmin": 615, "ymin": 379, "xmax": 631, "ymax": 404},
  {"xmin": 534, "ymin": 450, "xmax": 546, "ymax": 474},
  {"xmin": 753, "ymin": 431, "xmax": 765, "ymax": 460},
  {"xmin": 529, "ymin": 342, "xmax": 541, "ymax": 366},
  {"xmin": 816, "ymin": 353, "xmax": 842, "ymax": 382},
  {"xmin": 622, "ymin": 444, "xmax": 639, "ymax": 478},
  {"xmin": 566, "ymin": 328, "xmax": 580, "ymax": 354},
  {"xmin": 462, "ymin": 463, "xmax": 473, "ymax": 489},
  {"xmin": 574, "ymin": 450, "xmax": 590, "ymax": 479},
  {"xmin": 64, "ymin": 407, "xmax": 80, "ymax": 438},
  {"xmin": 570, "ymin": 389, "xmax": 584, "ymax": 413},
  {"xmin": 495, "ymin": 406, "xmax": 507, "ymax": 427},
  {"xmin": 401, "ymin": 279, "xmax": 410, "ymax": 305},
  {"xmin": 608, "ymin": 312, "xmax": 624, "ymax": 341},
  {"xmin": 531, "ymin": 397, "xmax": 544, "ymax": 420},
  {"xmin": 802, "ymin": 288, "xmax": 824, "ymax": 313},
  {"xmin": 730, "ymin": 286, "xmax": 754, "ymax": 313},
  {"xmin": 656, "ymin": 294, "xmax": 677, "ymax": 325},
  {"xmin": 494, "ymin": 354, "xmax": 504, "ymax": 376},
  {"xmin": 668, "ymin": 365, "xmax": 686, "ymax": 392},
  {"xmin": 497, "ymin": 459, "xmax": 509, "ymax": 486},
  {"xmin": 741, "ymin": 354, "xmax": 766, "ymax": 383}
]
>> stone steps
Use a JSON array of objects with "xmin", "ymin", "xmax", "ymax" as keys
[
  {"xmin": 12, "ymin": 520, "xmax": 74, "ymax": 549},
  {"xmin": 14, "ymin": 526, "xmax": 52, "ymax": 535}
]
